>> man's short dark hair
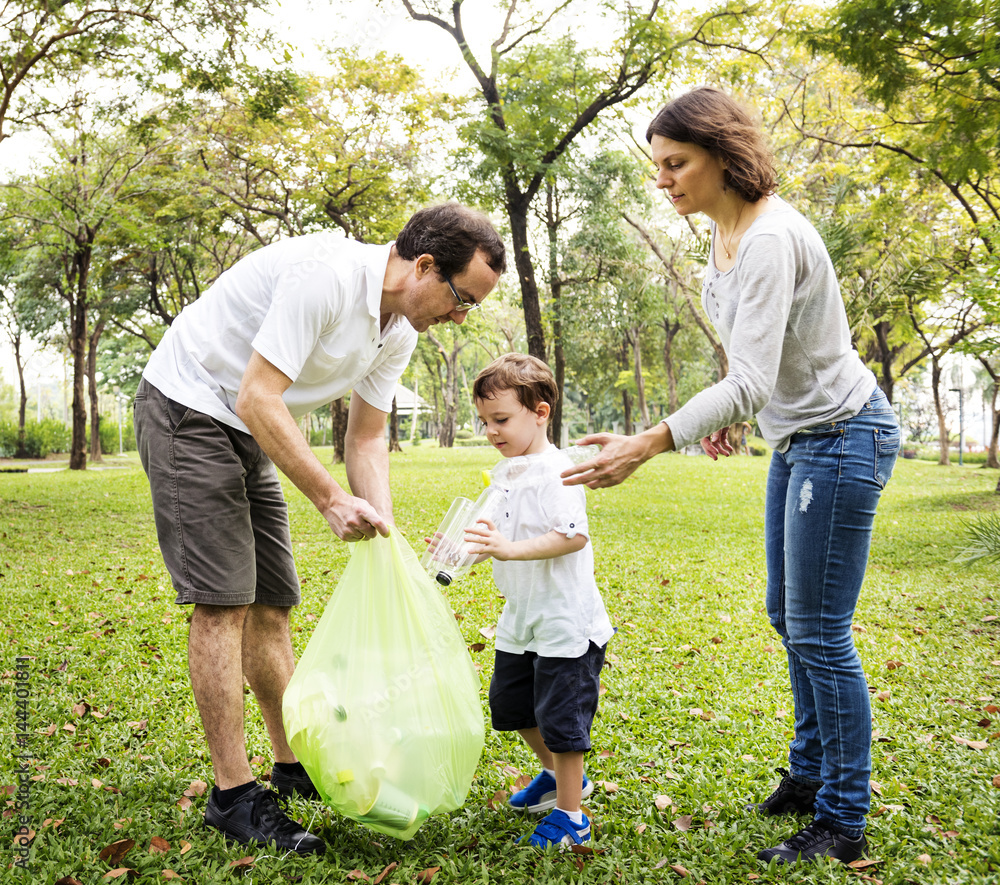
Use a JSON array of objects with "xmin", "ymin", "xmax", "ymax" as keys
[{"xmin": 395, "ymin": 203, "xmax": 507, "ymax": 277}]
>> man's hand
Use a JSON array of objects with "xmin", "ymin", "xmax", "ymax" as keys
[{"xmin": 323, "ymin": 492, "xmax": 389, "ymax": 541}]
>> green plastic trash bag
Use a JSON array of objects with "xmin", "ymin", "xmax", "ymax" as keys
[{"xmin": 282, "ymin": 527, "xmax": 485, "ymax": 840}]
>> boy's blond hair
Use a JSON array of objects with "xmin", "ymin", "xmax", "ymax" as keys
[{"xmin": 473, "ymin": 353, "xmax": 558, "ymax": 414}]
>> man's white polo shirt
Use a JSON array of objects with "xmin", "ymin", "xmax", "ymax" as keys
[{"xmin": 143, "ymin": 233, "xmax": 418, "ymax": 433}]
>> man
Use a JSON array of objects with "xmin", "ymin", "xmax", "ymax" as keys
[{"xmin": 134, "ymin": 203, "xmax": 505, "ymax": 855}]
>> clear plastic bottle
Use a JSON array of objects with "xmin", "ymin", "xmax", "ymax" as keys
[{"xmin": 420, "ymin": 484, "xmax": 507, "ymax": 586}]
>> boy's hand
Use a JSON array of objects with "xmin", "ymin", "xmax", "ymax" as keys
[{"xmin": 464, "ymin": 518, "xmax": 514, "ymax": 561}]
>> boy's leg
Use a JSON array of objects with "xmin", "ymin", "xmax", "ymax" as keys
[
  {"xmin": 517, "ymin": 727, "xmax": 554, "ymax": 770},
  {"xmin": 552, "ymin": 751, "xmax": 585, "ymax": 813}
]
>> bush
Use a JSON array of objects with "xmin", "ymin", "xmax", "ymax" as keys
[
  {"xmin": 99, "ymin": 415, "xmax": 137, "ymax": 454},
  {"xmin": 0, "ymin": 418, "xmax": 73, "ymax": 458},
  {"xmin": 454, "ymin": 428, "xmax": 474, "ymax": 440},
  {"xmin": 454, "ymin": 436, "xmax": 489, "ymax": 447},
  {"xmin": 0, "ymin": 419, "xmax": 18, "ymax": 457}
]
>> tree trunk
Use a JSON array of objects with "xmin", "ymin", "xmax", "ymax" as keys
[
  {"xmin": 871, "ymin": 320, "xmax": 897, "ymax": 404},
  {"xmin": 69, "ymin": 255, "xmax": 90, "ymax": 471},
  {"xmin": 388, "ymin": 396, "xmax": 402, "ymax": 453},
  {"xmin": 661, "ymin": 317, "xmax": 681, "ymax": 414},
  {"xmin": 427, "ymin": 331, "xmax": 465, "ymax": 449},
  {"xmin": 331, "ymin": 397, "xmax": 348, "ymax": 464},
  {"xmin": 977, "ymin": 358, "xmax": 1000, "ymax": 469},
  {"xmin": 631, "ymin": 326, "xmax": 651, "ymax": 430},
  {"xmin": 621, "ymin": 388, "xmax": 633, "ymax": 436},
  {"xmin": 13, "ymin": 331, "xmax": 28, "ymax": 457},
  {"xmin": 507, "ymin": 195, "xmax": 546, "ymax": 361},
  {"xmin": 88, "ymin": 318, "xmax": 106, "ymax": 462},
  {"xmin": 931, "ymin": 360, "xmax": 950, "ymax": 466}
]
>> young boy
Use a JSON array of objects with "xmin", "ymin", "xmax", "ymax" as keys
[{"xmin": 465, "ymin": 353, "xmax": 614, "ymax": 849}]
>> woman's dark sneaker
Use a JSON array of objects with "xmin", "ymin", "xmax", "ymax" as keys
[
  {"xmin": 757, "ymin": 820, "xmax": 867, "ymax": 864},
  {"xmin": 204, "ymin": 784, "xmax": 325, "ymax": 855},
  {"xmin": 749, "ymin": 767, "xmax": 819, "ymax": 816}
]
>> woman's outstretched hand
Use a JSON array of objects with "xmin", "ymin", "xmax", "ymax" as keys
[
  {"xmin": 561, "ymin": 425, "xmax": 673, "ymax": 489},
  {"xmin": 700, "ymin": 428, "xmax": 735, "ymax": 460}
]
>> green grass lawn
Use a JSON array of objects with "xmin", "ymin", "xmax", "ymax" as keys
[{"xmin": 2, "ymin": 447, "xmax": 999, "ymax": 883}]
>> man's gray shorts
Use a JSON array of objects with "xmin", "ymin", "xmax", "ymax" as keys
[{"xmin": 133, "ymin": 378, "xmax": 301, "ymax": 607}]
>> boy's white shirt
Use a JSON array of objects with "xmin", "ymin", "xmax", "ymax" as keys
[{"xmin": 491, "ymin": 444, "xmax": 615, "ymax": 658}]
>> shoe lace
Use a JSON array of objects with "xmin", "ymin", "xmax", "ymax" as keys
[
  {"xmin": 782, "ymin": 821, "xmax": 831, "ymax": 851},
  {"xmin": 763, "ymin": 767, "xmax": 793, "ymax": 801},
  {"xmin": 251, "ymin": 789, "xmax": 306, "ymax": 838}
]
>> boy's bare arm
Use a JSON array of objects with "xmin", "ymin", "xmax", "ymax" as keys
[{"xmin": 465, "ymin": 518, "xmax": 587, "ymax": 562}]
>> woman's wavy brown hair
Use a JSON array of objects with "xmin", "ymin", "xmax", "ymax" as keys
[{"xmin": 646, "ymin": 87, "xmax": 777, "ymax": 203}]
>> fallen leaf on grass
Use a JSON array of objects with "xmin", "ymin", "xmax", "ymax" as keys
[
  {"xmin": 55, "ymin": 777, "xmax": 78, "ymax": 786},
  {"xmin": 992, "ymin": 775, "xmax": 1000, "ymax": 788},
  {"xmin": 55, "ymin": 878, "xmax": 84, "ymax": 885},
  {"xmin": 179, "ymin": 841, "xmax": 192, "ymax": 855},
  {"xmin": 487, "ymin": 790, "xmax": 509, "ymax": 810},
  {"xmin": 917, "ymin": 854, "xmax": 932, "ymax": 864},
  {"xmin": 479, "ymin": 625, "xmax": 496, "ymax": 640},
  {"xmin": 346, "ymin": 871, "xmax": 370, "ymax": 882},
  {"xmin": 636, "ymin": 823, "xmax": 647, "ymax": 834},
  {"xmin": 654, "ymin": 795, "xmax": 672, "ymax": 810},
  {"xmin": 161, "ymin": 871, "xmax": 182, "ymax": 880},
  {"xmin": 416, "ymin": 866, "xmax": 440, "ymax": 883},
  {"xmin": 149, "ymin": 836, "xmax": 170, "ymax": 854},
  {"xmin": 373, "ymin": 862, "xmax": 397, "ymax": 884},
  {"xmin": 99, "ymin": 839, "xmax": 135, "ymax": 866},
  {"xmin": 184, "ymin": 780, "xmax": 208, "ymax": 797},
  {"xmin": 13, "ymin": 828, "xmax": 35, "ymax": 845},
  {"xmin": 672, "ymin": 814, "xmax": 693, "ymax": 831},
  {"xmin": 953, "ymin": 735, "xmax": 989, "ymax": 750},
  {"xmin": 42, "ymin": 818, "xmax": 65, "ymax": 829},
  {"xmin": 228, "ymin": 856, "xmax": 254, "ymax": 869},
  {"xmin": 669, "ymin": 863, "xmax": 690, "ymax": 877},
  {"xmin": 598, "ymin": 780, "xmax": 618, "ymax": 793},
  {"xmin": 848, "ymin": 859, "xmax": 881, "ymax": 870},
  {"xmin": 869, "ymin": 780, "xmax": 883, "ymax": 796},
  {"xmin": 102, "ymin": 870, "xmax": 136, "ymax": 881},
  {"xmin": 176, "ymin": 797, "xmax": 193, "ymax": 811}
]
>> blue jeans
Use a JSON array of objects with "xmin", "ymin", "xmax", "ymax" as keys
[{"xmin": 764, "ymin": 387, "xmax": 899, "ymax": 837}]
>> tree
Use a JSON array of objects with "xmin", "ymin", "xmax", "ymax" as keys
[
  {"xmin": 804, "ymin": 0, "xmax": 1000, "ymax": 254},
  {"xmin": 195, "ymin": 51, "xmax": 446, "ymax": 245},
  {"xmin": 3, "ymin": 115, "xmax": 166, "ymax": 468},
  {"xmin": 399, "ymin": 0, "xmax": 746, "ymax": 361},
  {"xmin": 0, "ymin": 0, "xmax": 272, "ymax": 148}
]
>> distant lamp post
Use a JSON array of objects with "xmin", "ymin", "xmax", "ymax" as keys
[
  {"xmin": 113, "ymin": 386, "xmax": 124, "ymax": 455},
  {"xmin": 950, "ymin": 387, "xmax": 964, "ymax": 466}
]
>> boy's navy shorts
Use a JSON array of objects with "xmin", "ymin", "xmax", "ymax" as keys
[{"xmin": 489, "ymin": 641, "xmax": 606, "ymax": 754}]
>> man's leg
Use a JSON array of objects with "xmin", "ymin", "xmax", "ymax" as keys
[
  {"xmin": 188, "ymin": 603, "xmax": 253, "ymax": 789},
  {"xmin": 242, "ymin": 603, "xmax": 296, "ymax": 764}
]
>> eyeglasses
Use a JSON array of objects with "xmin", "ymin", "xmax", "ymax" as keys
[{"xmin": 442, "ymin": 273, "xmax": 480, "ymax": 312}]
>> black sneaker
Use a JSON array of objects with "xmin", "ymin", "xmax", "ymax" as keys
[
  {"xmin": 204, "ymin": 784, "xmax": 325, "ymax": 855},
  {"xmin": 749, "ymin": 768, "xmax": 819, "ymax": 816},
  {"xmin": 757, "ymin": 820, "xmax": 867, "ymax": 865},
  {"xmin": 271, "ymin": 764, "xmax": 321, "ymax": 801}
]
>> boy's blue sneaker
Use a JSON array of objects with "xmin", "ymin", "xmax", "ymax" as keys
[
  {"xmin": 519, "ymin": 809, "xmax": 591, "ymax": 848},
  {"xmin": 508, "ymin": 770, "xmax": 594, "ymax": 814}
]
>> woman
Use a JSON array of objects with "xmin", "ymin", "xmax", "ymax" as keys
[{"xmin": 564, "ymin": 87, "xmax": 900, "ymax": 864}]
